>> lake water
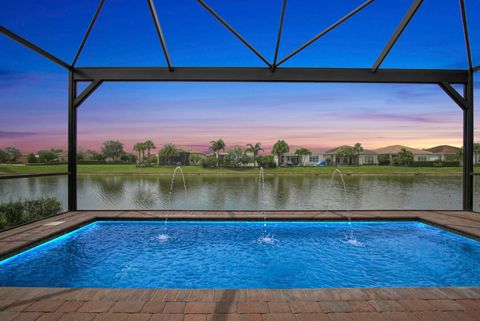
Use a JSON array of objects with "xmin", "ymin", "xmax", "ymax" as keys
[{"xmin": 1, "ymin": 174, "xmax": 476, "ymax": 211}]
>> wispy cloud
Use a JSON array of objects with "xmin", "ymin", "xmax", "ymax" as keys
[{"xmin": 0, "ymin": 130, "xmax": 38, "ymax": 138}]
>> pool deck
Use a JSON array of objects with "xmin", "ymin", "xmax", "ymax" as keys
[{"xmin": 0, "ymin": 210, "xmax": 479, "ymax": 321}]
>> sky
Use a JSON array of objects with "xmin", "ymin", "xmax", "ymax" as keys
[{"xmin": 1, "ymin": 0, "xmax": 480, "ymax": 153}]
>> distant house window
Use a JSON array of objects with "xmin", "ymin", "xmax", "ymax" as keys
[
  {"xmin": 418, "ymin": 156, "xmax": 428, "ymax": 161},
  {"xmin": 310, "ymin": 156, "xmax": 319, "ymax": 163}
]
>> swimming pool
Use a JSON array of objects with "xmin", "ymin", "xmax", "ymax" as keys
[{"xmin": 0, "ymin": 221, "xmax": 479, "ymax": 288}]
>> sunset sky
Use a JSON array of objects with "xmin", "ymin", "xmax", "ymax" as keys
[{"xmin": 1, "ymin": 0, "xmax": 479, "ymax": 153}]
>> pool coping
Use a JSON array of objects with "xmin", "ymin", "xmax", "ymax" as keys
[{"xmin": 0, "ymin": 210, "xmax": 479, "ymax": 321}]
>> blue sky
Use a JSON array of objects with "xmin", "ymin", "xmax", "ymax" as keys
[{"xmin": 1, "ymin": 0, "xmax": 479, "ymax": 152}]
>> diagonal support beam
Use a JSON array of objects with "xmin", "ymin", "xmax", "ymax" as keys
[
  {"xmin": 1, "ymin": 26, "xmax": 72, "ymax": 70},
  {"xmin": 371, "ymin": 0, "xmax": 423, "ymax": 72},
  {"xmin": 474, "ymin": 65, "xmax": 480, "ymax": 73},
  {"xmin": 196, "ymin": 0, "xmax": 272, "ymax": 68},
  {"xmin": 72, "ymin": 0, "xmax": 105, "ymax": 66},
  {"xmin": 74, "ymin": 80, "xmax": 103, "ymax": 108},
  {"xmin": 147, "ymin": 0, "xmax": 173, "ymax": 71},
  {"xmin": 459, "ymin": 0, "xmax": 473, "ymax": 70},
  {"xmin": 276, "ymin": 0, "xmax": 374, "ymax": 68},
  {"xmin": 439, "ymin": 82, "xmax": 467, "ymax": 110},
  {"xmin": 272, "ymin": 0, "xmax": 288, "ymax": 71}
]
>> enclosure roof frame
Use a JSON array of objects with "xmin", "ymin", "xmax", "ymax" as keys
[{"xmin": 0, "ymin": 0, "xmax": 477, "ymax": 212}]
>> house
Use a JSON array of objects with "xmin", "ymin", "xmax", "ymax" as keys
[
  {"xmin": 373, "ymin": 145, "xmax": 438, "ymax": 164},
  {"xmin": 274, "ymin": 146, "xmax": 325, "ymax": 166},
  {"xmin": 424, "ymin": 145, "xmax": 460, "ymax": 162},
  {"xmin": 323, "ymin": 146, "xmax": 378, "ymax": 165}
]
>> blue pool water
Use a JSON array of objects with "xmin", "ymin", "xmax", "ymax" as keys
[{"xmin": 0, "ymin": 221, "xmax": 479, "ymax": 288}]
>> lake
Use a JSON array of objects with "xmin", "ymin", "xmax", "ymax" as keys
[{"xmin": 1, "ymin": 174, "xmax": 477, "ymax": 211}]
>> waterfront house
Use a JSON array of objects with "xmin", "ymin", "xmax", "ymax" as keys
[
  {"xmin": 323, "ymin": 146, "xmax": 378, "ymax": 165},
  {"xmin": 424, "ymin": 145, "xmax": 460, "ymax": 162},
  {"xmin": 374, "ymin": 145, "xmax": 438, "ymax": 163}
]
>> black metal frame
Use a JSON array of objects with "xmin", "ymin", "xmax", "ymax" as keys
[{"xmin": 0, "ymin": 0, "xmax": 477, "ymax": 211}]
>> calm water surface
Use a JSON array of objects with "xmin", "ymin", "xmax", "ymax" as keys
[{"xmin": 0, "ymin": 174, "xmax": 475, "ymax": 210}]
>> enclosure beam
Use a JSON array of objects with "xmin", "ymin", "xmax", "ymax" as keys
[
  {"xmin": 276, "ymin": 0, "xmax": 374, "ymax": 68},
  {"xmin": 371, "ymin": 0, "xmax": 423, "ymax": 72},
  {"xmin": 272, "ymin": 0, "xmax": 287, "ymax": 71},
  {"xmin": 196, "ymin": 0, "xmax": 271, "ymax": 68},
  {"xmin": 68, "ymin": 72, "xmax": 78, "ymax": 211},
  {"xmin": 0, "ymin": 26, "xmax": 72, "ymax": 70},
  {"xmin": 72, "ymin": 0, "xmax": 105, "ymax": 66},
  {"xmin": 73, "ymin": 67, "xmax": 468, "ymax": 84},
  {"xmin": 147, "ymin": 0, "xmax": 173, "ymax": 71},
  {"xmin": 439, "ymin": 82, "xmax": 466, "ymax": 110},
  {"xmin": 463, "ymin": 72, "xmax": 474, "ymax": 211},
  {"xmin": 74, "ymin": 80, "xmax": 103, "ymax": 108},
  {"xmin": 459, "ymin": 0, "xmax": 473, "ymax": 71}
]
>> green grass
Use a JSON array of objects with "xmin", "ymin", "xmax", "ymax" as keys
[{"xmin": 0, "ymin": 163, "xmax": 467, "ymax": 176}]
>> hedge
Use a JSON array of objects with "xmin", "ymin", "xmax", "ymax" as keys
[{"xmin": 0, "ymin": 197, "xmax": 62, "ymax": 230}]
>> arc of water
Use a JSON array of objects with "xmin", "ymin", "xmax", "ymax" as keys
[
  {"xmin": 163, "ymin": 166, "xmax": 188, "ymax": 234},
  {"xmin": 168, "ymin": 166, "xmax": 188, "ymax": 204},
  {"xmin": 327, "ymin": 168, "xmax": 349, "ymax": 211},
  {"xmin": 329, "ymin": 168, "xmax": 359, "ymax": 244}
]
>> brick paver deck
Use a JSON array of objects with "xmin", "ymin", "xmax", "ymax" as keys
[{"xmin": 0, "ymin": 210, "xmax": 479, "ymax": 321}]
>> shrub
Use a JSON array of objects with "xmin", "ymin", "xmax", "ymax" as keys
[
  {"xmin": 377, "ymin": 154, "xmax": 390, "ymax": 165},
  {"xmin": 200, "ymin": 156, "xmax": 218, "ymax": 168},
  {"xmin": 256, "ymin": 155, "xmax": 276, "ymax": 168},
  {"xmin": 0, "ymin": 197, "xmax": 62, "ymax": 230},
  {"xmin": 410, "ymin": 161, "xmax": 460, "ymax": 167}
]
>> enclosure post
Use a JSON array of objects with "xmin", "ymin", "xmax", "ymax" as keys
[
  {"xmin": 463, "ymin": 72, "xmax": 474, "ymax": 211},
  {"xmin": 68, "ymin": 71, "xmax": 78, "ymax": 211}
]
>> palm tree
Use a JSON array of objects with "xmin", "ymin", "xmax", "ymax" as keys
[
  {"xmin": 139, "ymin": 142, "xmax": 146, "ymax": 163},
  {"xmin": 272, "ymin": 140, "xmax": 289, "ymax": 166},
  {"xmin": 246, "ymin": 143, "xmax": 263, "ymax": 167},
  {"xmin": 294, "ymin": 147, "xmax": 312, "ymax": 166},
  {"xmin": 133, "ymin": 143, "xmax": 143, "ymax": 164},
  {"xmin": 353, "ymin": 142, "xmax": 364, "ymax": 166},
  {"xmin": 144, "ymin": 140, "xmax": 156, "ymax": 157},
  {"xmin": 159, "ymin": 143, "xmax": 180, "ymax": 165},
  {"xmin": 209, "ymin": 139, "xmax": 226, "ymax": 167},
  {"xmin": 336, "ymin": 146, "xmax": 355, "ymax": 165}
]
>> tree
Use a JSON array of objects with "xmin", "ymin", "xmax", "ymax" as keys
[
  {"xmin": 133, "ymin": 143, "xmax": 144, "ymax": 164},
  {"xmin": 396, "ymin": 148, "xmax": 414, "ymax": 166},
  {"xmin": 336, "ymin": 146, "xmax": 355, "ymax": 165},
  {"xmin": 209, "ymin": 139, "xmax": 226, "ymax": 167},
  {"xmin": 294, "ymin": 147, "xmax": 312, "ymax": 166},
  {"xmin": 224, "ymin": 146, "xmax": 244, "ymax": 168},
  {"xmin": 256, "ymin": 155, "xmax": 276, "ymax": 168},
  {"xmin": 272, "ymin": 140, "xmax": 289, "ymax": 166},
  {"xmin": 353, "ymin": 143, "xmax": 364, "ymax": 165},
  {"xmin": 144, "ymin": 140, "xmax": 156, "ymax": 157},
  {"xmin": 27, "ymin": 153, "xmax": 37, "ymax": 163},
  {"xmin": 3, "ymin": 147, "xmax": 21, "ymax": 163},
  {"xmin": 101, "ymin": 140, "xmax": 124, "ymax": 161},
  {"xmin": 246, "ymin": 143, "xmax": 263, "ymax": 167},
  {"xmin": 159, "ymin": 143, "xmax": 180, "ymax": 165},
  {"xmin": 0, "ymin": 149, "xmax": 10, "ymax": 163},
  {"xmin": 37, "ymin": 149, "xmax": 59, "ymax": 163},
  {"xmin": 120, "ymin": 152, "xmax": 137, "ymax": 163},
  {"xmin": 474, "ymin": 143, "xmax": 480, "ymax": 164}
]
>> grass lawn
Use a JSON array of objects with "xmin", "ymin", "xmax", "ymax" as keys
[{"xmin": 0, "ymin": 163, "xmax": 467, "ymax": 176}]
